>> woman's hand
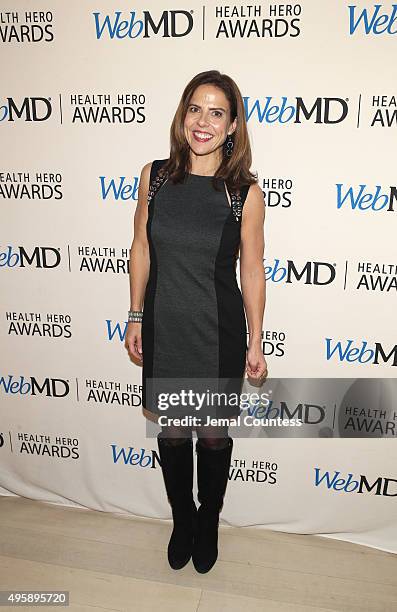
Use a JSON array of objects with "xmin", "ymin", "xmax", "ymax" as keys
[
  {"xmin": 125, "ymin": 322, "xmax": 143, "ymax": 363},
  {"xmin": 245, "ymin": 342, "xmax": 267, "ymax": 384}
]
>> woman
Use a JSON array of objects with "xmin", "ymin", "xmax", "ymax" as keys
[{"xmin": 125, "ymin": 70, "xmax": 267, "ymax": 573}]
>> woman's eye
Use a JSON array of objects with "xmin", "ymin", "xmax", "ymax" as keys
[{"xmin": 188, "ymin": 107, "xmax": 223, "ymax": 118}]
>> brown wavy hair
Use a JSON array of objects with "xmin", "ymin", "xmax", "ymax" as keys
[{"xmin": 159, "ymin": 70, "xmax": 258, "ymax": 192}]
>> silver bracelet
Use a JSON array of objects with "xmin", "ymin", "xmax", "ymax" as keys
[{"xmin": 128, "ymin": 310, "xmax": 143, "ymax": 323}]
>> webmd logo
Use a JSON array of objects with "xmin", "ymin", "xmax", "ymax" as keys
[
  {"xmin": 93, "ymin": 10, "xmax": 194, "ymax": 39},
  {"xmin": 348, "ymin": 4, "xmax": 397, "ymax": 35},
  {"xmin": 0, "ymin": 375, "xmax": 69, "ymax": 397},
  {"xmin": 0, "ymin": 97, "xmax": 52, "ymax": 122},
  {"xmin": 244, "ymin": 97, "xmax": 349, "ymax": 124},
  {"xmin": 100, "ymin": 175, "xmax": 139, "ymax": 201},
  {"xmin": 325, "ymin": 339, "xmax": 397, "ymax": 367},
  {"xmin": 264, "ymin": 259, "xmax": 336, "ymax": 285},
  {"xmin": 336, "ymin": 184, "xmax": 396, "ymax": 212},
  {"xmin": 0, "ymin": 246, "xmax": 61, "ymax": 268},
  {"xmin": 111, "ymin": 444, "xmax": 159, "ymax": 468},
  {"xmin": 314, "ymin": 468, "xmax": 397, "ymax": 496}
]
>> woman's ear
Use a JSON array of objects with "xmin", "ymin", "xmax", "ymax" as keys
[{"xmin": 228, "ymin": 117, "xmax": 237, "ymax": 136}]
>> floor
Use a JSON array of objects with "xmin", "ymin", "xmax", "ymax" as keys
[{"xmin": 0, "ymin": 496, "xmax": 396, "ymax": 612}]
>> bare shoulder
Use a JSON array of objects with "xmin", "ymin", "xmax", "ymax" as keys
[
  {"xmin": 243, "ymin": 182, "xmax": 266, "ymax": 221},
  {"xmin": 139, "ymin": 161, "xmax": 153, "ymax": 189},
  {"xmin": 246, "ymin": 181, "xmax": 265, "ymax": 202},
  {"xmin": 136, "ymin": 161, "xmax": 154, "ymax": 204}
]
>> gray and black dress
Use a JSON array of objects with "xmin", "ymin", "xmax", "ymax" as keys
[{"xmin": 142, "ymin": 159, "xmax": 250, "ymax": 420}]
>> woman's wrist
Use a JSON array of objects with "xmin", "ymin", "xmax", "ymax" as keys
[
  {"xmin": 250, "ymin": 334, "xmax": 262, "ymax": 340},
  {"xmin": 128, "ymin": 309, "xmax": 143, "ymax": 323},
  {"xmin": 248, "ymin": 330, "xmax": 263, "ymax": 346}
]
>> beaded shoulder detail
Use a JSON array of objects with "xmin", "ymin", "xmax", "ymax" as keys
[
  {"xmin": 229, "ymin": 189, "xmax": 243, "ymax": 223},
  {"xmin": 147, "ymin": 168, "xmax": 169, "ymax": 205},
  {"xmin": 147, "ymin": 167, "xmax": 245, "ymax": 223}
]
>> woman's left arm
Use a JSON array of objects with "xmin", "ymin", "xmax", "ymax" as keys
[{"xmin": 240, "ymin": 182, "xmax": 268, "ymax": 381}]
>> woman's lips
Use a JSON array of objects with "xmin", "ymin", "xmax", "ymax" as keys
[{"xmin": 192, "ymin": 131, "xmax": 214, "ymax": 143}]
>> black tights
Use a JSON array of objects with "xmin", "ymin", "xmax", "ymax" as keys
[{"xmin": 160, "ymin": 424, "xmax": 230, "ymax": 450}]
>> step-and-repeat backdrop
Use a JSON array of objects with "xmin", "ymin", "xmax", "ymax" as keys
[{"xmin": 1, "ymin": 1, "xmax": 396, "ymax": 554}]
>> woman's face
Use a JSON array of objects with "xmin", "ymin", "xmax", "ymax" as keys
[{"xmin": 183, "ymin": 84, "xmax": 237, "ymax": 158}]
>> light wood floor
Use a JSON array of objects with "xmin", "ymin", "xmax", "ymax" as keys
[{"xmin": 0, "ymin": 496, "xmax": 396, "ymax": 612}]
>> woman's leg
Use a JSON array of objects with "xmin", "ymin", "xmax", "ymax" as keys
[
  {"xmin": 156, "ymin": 423, "xmax": 196, "ymax": 570},
  {"xmin": 192, "ymin": 423, "xmax": 233, "ymax": 573},
  {"xmin": 195, "ymin": 423, "xmax": 230, "ymax": 449},
  {"xmin": 160, "ymin": 424, "xmax": 192, "ymax": 445}
]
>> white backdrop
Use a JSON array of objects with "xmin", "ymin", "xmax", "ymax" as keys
[{"xmin": 1, "ymin": 1, "xmax": 396, "ymax": 555}]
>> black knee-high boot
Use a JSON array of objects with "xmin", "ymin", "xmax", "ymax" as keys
[
  {"xmin": 192, "ymin": 437, "xmax": 233, "ymax": 573},
  {"xmin": 157, "ymin": 434, "xmax": 197, "ymax": 569}
]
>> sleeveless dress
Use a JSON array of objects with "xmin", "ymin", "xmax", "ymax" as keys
[{"xmin": 142, "ymin": 159, "xmax": 250, "ymax": 421}]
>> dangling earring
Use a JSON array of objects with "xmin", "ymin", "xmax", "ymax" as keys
[{"xmin": 225, "ymin": 134, "xmax": 234, "ymax": 157}]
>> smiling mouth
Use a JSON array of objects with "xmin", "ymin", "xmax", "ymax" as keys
[{"xmin": 192, "ymin": 131, "xmax": 214, "ymax": 142}]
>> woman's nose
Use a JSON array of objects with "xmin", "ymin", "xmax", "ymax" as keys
[{"xmin": 197, "ymin": 112, "xmax": 210, "ymax": 126}]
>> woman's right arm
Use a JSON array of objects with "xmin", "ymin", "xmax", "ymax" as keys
[{"xmin": 125, "ymin": 161, "xmax": 152, "ymax": 362}]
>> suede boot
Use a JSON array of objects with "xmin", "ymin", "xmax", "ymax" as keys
[
  {"xmin": 157, "ymin": 434, "xmax": 197, "ymax": 569},
  {"xmin": 192, "ymin": 437, "xmax": 233, "ymax": 573}
]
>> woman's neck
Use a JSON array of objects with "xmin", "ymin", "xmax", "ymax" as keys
[{"xmin": 189, "ymin": 154, "xmax": 222, "ymax": 176}]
